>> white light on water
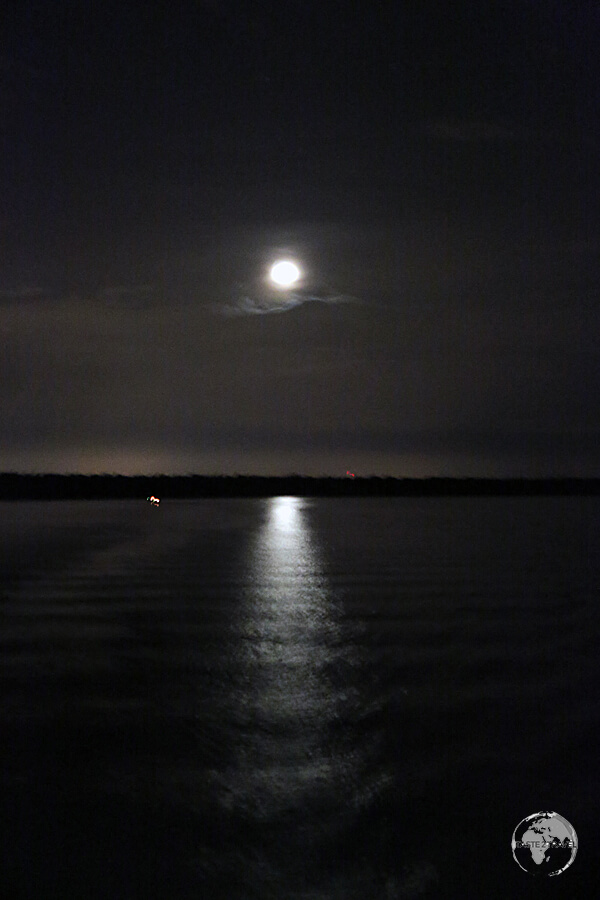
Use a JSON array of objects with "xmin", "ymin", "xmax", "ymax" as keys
[
  {"xmin": 223, "ymin": 495, "xmax": 365, "ymax": 829},
  {"xmin": 270, "ymin": 495, "xmax": 300, "ymax": 532}
]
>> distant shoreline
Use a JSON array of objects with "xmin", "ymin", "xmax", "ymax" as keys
[{"xmin": 1, "ymin": 474, "xmax": 599, "ymax": 500}]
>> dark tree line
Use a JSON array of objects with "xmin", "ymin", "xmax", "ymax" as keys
[{"xmin": 1, "ymin": 473, "xmax": 599, "ymax": 500}]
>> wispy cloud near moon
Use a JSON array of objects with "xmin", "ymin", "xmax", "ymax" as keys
[
  {"xmin": 0, "ymin": 286, "xmax": 46, "ymax": 305},
  {"xmin": 217, "ymin": 287, "xmax": 357, "ymax": 317}
]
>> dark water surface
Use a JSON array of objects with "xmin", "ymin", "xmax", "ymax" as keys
[{"xmin": 1, "ymin": 497, "xmax": 598, "ymax": 898}]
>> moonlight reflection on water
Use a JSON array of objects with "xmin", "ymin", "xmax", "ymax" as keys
[
  {"xmin": 234, "ymin": 497, "xmax": 346, "ymax": 803},
  {"xmin": 217, "ymin": 496, "xmax": 393, "ymax": 892}
]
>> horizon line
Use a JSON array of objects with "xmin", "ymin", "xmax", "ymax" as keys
[{"xmin": 1, "ymin": 473, "xmax": 599, "ymax": 481}]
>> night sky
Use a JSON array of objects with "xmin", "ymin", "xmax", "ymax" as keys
[{"xmin": 2, "ymin": 1, "xmax": 599, "ymax": 476}]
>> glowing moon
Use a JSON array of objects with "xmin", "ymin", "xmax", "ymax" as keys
[{"xmin": 269, "ymin": 260, "xmax": 300, "ymax": 287}]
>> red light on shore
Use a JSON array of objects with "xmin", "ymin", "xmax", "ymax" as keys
[{"xmin": 346, "ymin": 471, "xmax": 356, "ymax": 478}]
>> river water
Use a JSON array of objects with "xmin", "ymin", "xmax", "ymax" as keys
[{"xmin": 0, "ymin": 497, "xmax": 598, "ymax": 897}]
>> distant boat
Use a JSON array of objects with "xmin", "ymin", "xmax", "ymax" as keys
[{"xmin": 147, "ymin": 495, "xmax": 160, "ymax": 506}]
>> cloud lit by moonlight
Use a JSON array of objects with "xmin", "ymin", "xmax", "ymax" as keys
[{"xmin": 219, "ymin": 256, "xmax": 357, "ymax": 316}]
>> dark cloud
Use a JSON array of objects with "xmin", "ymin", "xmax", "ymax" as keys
[
  {"xmin": 422, "ymin": 119, "xmax": 524, "ymax": 143},
  {"xmin": 0, "ymin": 287, "xmax": 46, "ymax": 305},
  {"xmin": 422, "ymin": 117, "xmax": 600, "ymax": 149},
  {"xmin": 95, "ymin": 285, "xmax": 159, "ymax": 310}
]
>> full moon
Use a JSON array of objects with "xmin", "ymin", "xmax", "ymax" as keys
[{"xmin": 269, "ymin": 260, "xmax": 300, "ymax": 287}]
